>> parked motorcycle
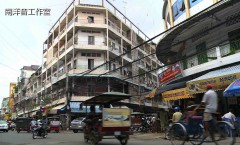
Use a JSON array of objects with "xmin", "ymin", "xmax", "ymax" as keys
[{"xmin": 32, "ymin": 120, "xmax": 47, "ymax": 139}]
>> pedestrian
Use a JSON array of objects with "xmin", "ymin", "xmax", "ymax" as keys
[
  {"xmin": 194, "ymin": 84, "xmax": 218, "ymax": 139},
  {"xmin": 172, "ymin": 106, "xmax": 182, "ymax": 123},
  {"xmin": 222, "ymin": 109, "xmax": 236, "ymax": 125}
]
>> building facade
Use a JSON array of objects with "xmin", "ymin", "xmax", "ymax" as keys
[
  {"xmin": 15, "ymin": 0, "xmax": 161, "ymax": 119},
  {"xmin": 14, "ymin": 65, "xmax": 40, "ymax": 117},
  {"xmin": 156, "ymin": 0, "xmax": 240, "ymax": 112}
]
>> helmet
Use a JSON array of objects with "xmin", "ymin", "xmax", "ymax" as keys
[
  {"xmin": 206, "ymin": 84, "xmax": 213, "ymax": 89},
  {"xmin": 174, "ymin": 106, "xmax": 180, "ymax": 111}
]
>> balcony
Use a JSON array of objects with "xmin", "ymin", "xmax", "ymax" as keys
[
  {"xmin": 74, "ymin": 40, "xmax": 107, "ymax": 50},
  {"xmin": 108, "ymin": 20, "xmax": 120, "ymax": 33},
  {"xmin": 75, "ymin": 18, "xmax": 106, "ymax": 28},
  {"xmin": 66, "ymin": 37, "xmax": 73, "ymax": 49}
]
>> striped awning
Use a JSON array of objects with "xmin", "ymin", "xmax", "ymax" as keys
[
  {"xmin": 162, "ymin": 88, "xmax": 195, "ymax": 101},
  {"xmin": 145, "ymin": 88, "xmax": 157, "ymax": 99},
  {"xmin": 187, "ymin": 65, "xmax": 240, "ymax": 94}
]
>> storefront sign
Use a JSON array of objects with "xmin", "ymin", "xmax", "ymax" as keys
[
  {"xmin": 187, "ymin": 73, "xmax": 240, "ymax": 94},
  {"xmin": 162, "ymin": 88, "xmax": 194, "ymax": 101},
  {"xmin": 172, "ymin": 0, "xmax": 185, "ymax": 21},
  {"xmin": 103, "ymin": 108, "xmax": 131, "ymax": 127},
  {"xmin": 158, "ymin": 63, "xmax": 182, "ymax": 84}
]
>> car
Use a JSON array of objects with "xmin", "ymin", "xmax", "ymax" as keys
[
  {"xmin": 70, "ymin": 117, "xmax": 85, "ymax": 133},
  {"xmin": 0, "ymin": 120, "xmax": 9, "ymax": 132}
]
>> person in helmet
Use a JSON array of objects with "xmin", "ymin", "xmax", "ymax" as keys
[{"xmin": 172, "ymin": 106, "xmax": 182, "ymax": 123}]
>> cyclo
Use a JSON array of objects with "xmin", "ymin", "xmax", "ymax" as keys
[
  {"xmin": 81, "ymin": 92, "xmax": 132, "ymax": 145},
  {"xmin": 167, "ymin": 105, "xmax": 236, "ymax": 145}
]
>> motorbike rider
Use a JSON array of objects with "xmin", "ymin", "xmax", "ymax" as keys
[{"xmin": 34, "ymin": 119, "xmax": 46, "ymax": 136}]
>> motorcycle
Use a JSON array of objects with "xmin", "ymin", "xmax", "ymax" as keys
[{"xmin": 32, "ymin": 121, "xmax": 47, "ymax": 139}]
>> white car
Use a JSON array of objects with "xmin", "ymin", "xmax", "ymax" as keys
[
  {"xmin": 0, "ymin": 120, "xmax": 9, "ymax": 132},
  {"xmin": 70, "ymin": 117, "xmax": 85, "ymax": 133}
]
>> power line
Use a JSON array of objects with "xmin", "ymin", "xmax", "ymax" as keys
[{"xmin": 79, "ymin": 0, "xmax": 232, "ymax": 78}]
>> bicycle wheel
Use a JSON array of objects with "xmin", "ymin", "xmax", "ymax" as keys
[
  {"xmin": 168, "ymin": 123, "xmax": 187, "ymax": 145},
  {"xmin": 189, "ymin": 124, "xmax": 205, "ymax": 145},
  {"xmin": 214, "ymin": 121, "xmax": 236, "ymax": 145}
]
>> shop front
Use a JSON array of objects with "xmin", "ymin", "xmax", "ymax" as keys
[
  {"xmin": 186, "ymin": 64, "xmax": 240, "ymax": 114},
  {"xmin": 162, "ymin": 87, "xmax": 195, "ymax": 109}
]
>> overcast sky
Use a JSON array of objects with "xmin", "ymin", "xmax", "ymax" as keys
[{"xmin": 0, "ymin": 0, "xmax": 164, "ymax": 106}]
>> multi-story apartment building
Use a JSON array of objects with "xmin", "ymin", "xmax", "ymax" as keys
[
  {"xmin": 156, "ymin": 0, "xmax": 240, "ymax": 112},
  {"xmin": 37, "ymin": 0, "xmax": 161, "ymax": 118},
  {"xmin": 1, "ymin": 97, "xmax": 9, "ymax": 120},
  {"xmin": 14, "ymin": 65, "xmax": 40, "ymax": 117}
]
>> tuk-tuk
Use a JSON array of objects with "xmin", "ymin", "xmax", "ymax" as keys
[
  {"xmin": 82, "ymin": 92, "xmax": 132, "ymax": 145},
  {"xmin": 15, "ymin": 117, "xmax": 32, "ymax": 133},
  {"xmin": 130, "ymin": 112, "xmax": 144, "ymax": 132},
  {"xmin": 47, "ymin": 116, "xmax": 60, "ymax": 133}
]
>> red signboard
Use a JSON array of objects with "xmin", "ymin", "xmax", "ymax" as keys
[{"xmin": 158, "ymin": 63, "xmax": 182, "ymax": 84}]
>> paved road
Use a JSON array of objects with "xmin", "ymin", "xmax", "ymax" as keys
[{"xmin": 0, "ymin": 130, "xmax": 239, "ymax": 145}]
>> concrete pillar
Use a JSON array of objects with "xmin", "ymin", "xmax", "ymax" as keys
[
  {"xmin": 184, "ymin": 0, "xmax": 190, "ymax": 18},
  {"xmin": 167, "ymin": 0, "xmax": 174, "ymax": 27},
  {"xmin": 163, "ymin": 19, "xmax": 168, "ymax": 31}
]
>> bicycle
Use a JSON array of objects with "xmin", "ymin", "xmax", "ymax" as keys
[{"xmin": 167, "ymin": 115, "xmax": 236, "ymax": 145}]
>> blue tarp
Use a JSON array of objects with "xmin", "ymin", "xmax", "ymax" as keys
[
  {"xmin": 223, "ymin": 79, "xmax": 240, "ymax": 97},
  {"xmin": 70, "ymin": 102, "xmax": 101, "ymax": 113}
]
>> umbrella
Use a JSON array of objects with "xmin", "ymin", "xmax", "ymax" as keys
[{"xmin": 223, "ymin": 78, "xmax": 240, "ymax": 97}]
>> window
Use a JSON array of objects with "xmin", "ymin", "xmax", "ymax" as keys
[
  {"xmin": 88, "ymin": 59, "xmax": 94, "ymax": 69},
  {"xmin": 111, "ymin": 42, "xmax": 115, "ymax": 50},
  {"xmin": 196, "ymin": 42, "xmax": 208, "ymax": 64},
  {"xmin": 87, "ymin": 16, "xmax": 94, "ymax": 23},
  {"xmin": 88, "ymin": 85, "xmax": 94, "ymax": 96},
  {"xmin": 113, "ymin": 64, "xmax": 116, "ymax": 70},
  {"xmin": 75, "ymin": 16, "xmax": 78, "ymax": 22},
  {"xmin": 88, "ymin": 36, "xmax": 95, "ymax": 45},
  {"xmin": 228, "ymin": 28, "xmax": 240, "ymax": 55},
  {"xmin": 81, "ymin": 53, "xmax": 101, "ymax": 57}
]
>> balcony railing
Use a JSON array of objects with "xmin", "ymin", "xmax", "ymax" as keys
[
  {"xmin": 77, "ymin": 19, "xmax": 105, "ymax": 24},
  {"xmin": 108, "ymin": 20, "xmax": 120, "ymax": 33},
  {"xmin": 66, "ymin": 37, "xmax": 73, "ymax": 48},
  {"xmin": 75, "ymin": 40, "xmax": 105, "ymax": 46}
]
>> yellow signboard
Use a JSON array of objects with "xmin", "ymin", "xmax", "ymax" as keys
[
  {"xmin": 162, "ymin": 88, "xmax": 194, "ymax": 101},
  {"xmin": 187, "ymin": 73, "xmax": 240, "ymax": 94},
  {"xmin": 103, "ymin": 108, "xmax": 131, "ymax": 127}
]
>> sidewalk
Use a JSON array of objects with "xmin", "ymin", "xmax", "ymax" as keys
[{"xmin": 131, "ymin": 132, "xmax": 165, "ymax": 140}]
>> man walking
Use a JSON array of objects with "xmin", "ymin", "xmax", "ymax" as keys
[{"xmin": 194, "ymin": 84, "xmax": 218, "ymax": 139}]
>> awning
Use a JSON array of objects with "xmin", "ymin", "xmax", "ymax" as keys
[
  {"xmin": 145, "ymin": 88, "xmax": 157, "ymax": 99},
  {"xmin": 49, "ymin": 104, "xmax": 65, "ymax": 114},
  {"xmin": 187, "ymin": 65, "xmax": 240, "ymax": 94},
  {"xmin": 223, "ymin": 78, "xmax": 240, "ymax": 97},
  {"xmin": 162, "ymin": 88, "xmax": 195, "ymax": 101}
]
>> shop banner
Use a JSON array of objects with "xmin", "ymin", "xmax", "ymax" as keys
[
  {"xmin": 187, "ymin": 73, "xmax": 240, "ymax": 94},
  {"xmin": 158, "ymin": 63, "xmax": 182, "ymax": 84},
  {"xmin": 162, "ymin": 88, "xmax": 194, "ymax": 101},
  {"xmin": 103, "ymin": 108, "xmax": 131, "ymax": 127}
]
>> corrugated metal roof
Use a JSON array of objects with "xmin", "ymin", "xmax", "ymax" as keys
[{"xmin": 188, "ymin": 65, "xmax": 240, "ymax": 82}]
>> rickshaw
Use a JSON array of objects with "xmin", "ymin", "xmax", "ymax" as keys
[
  {"xmin": 47, "ymin": 116, "xmax": 61, "ymax": 133},
  {"xmin": 15, "ymin": 117, "xmax": 32, "ymax": 133},
  {"xmin": 82, "ymin": 92, "xmax": 132, "ymax": 145},
  {"xmin": 167, "ymin": 105, "xmax": 236, "ymax": 145}
]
